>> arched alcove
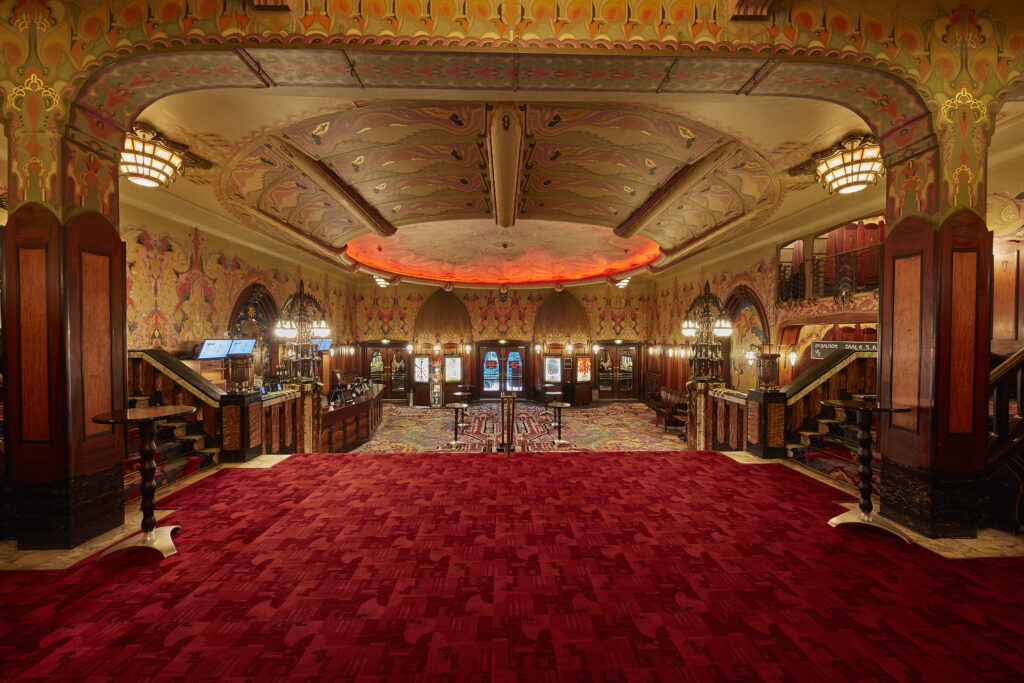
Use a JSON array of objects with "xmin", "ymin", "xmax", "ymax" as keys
[
  {"xmin": 533, "ymin": 291, "xmax": 591, "ymax": 344},
  {"xmin": 413, "ymin": 289, "xmax": 472, "ymax": 344}
]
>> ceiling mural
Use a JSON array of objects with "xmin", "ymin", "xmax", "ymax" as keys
[{"xmin": 220, "ymin": 100, "xmax": 776, "ymax": 286}]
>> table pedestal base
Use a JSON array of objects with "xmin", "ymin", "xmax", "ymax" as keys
[
  {"xmin": 827, "ymin": 509, "xmax": 912, "ymax": 543},
  {"xmin": 97, "ymin": 525, "xmax": 181, "ymax": 560}
]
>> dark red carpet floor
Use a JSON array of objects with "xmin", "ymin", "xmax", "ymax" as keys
[{"xmin": 2, "ymin": 450, "xmax": 1023, "ymax": 681}]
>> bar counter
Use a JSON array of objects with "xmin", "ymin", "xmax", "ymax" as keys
[{"xmin": 320, "ymin": 385, "xmax": 384, "ymax": 452}]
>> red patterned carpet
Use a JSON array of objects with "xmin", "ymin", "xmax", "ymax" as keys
[{"xmin": 2, "ymin": 450, "xmax": 1023, "ymax": 681}]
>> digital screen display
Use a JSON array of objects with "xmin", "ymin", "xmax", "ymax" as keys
[
  {"xmin": 317, "ymin": 338, "xmax": 333, "ymax": 352},
  {"xmin": 228, "ymin": 338, "xmax": 256, "ymax": 355},
  {"xmin": 197, "ymin": 339, "xmax": 232, "ymax": 360}
]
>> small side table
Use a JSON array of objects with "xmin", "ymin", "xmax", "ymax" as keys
[
  {"xmin": 92, "ymin": 405, "xmax": 197, "ymax": 560},
  {"xmin": 550, "ymin": 401, "xmax": 571, "ymax": 447},
  {"xmin": 445, "ymin": 402, "xmax": 469, "ymax": 447},
  {"xmin": 452, "ymin": 391, "xmax": 471, "ymax": 428},
  {"xmin": 820, "ymin": 399, "xmax": 912, "ymax": 543}
]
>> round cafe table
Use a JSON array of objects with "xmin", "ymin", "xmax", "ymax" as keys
[
  {"xmin": 92, "ymin": 405, "xmax": 197, "ymax": 560},
  {"xmin": 445, "ymin": 402, "xmax": 469, "ymax": 447},
  {"xmin": 549, "ymin": 401, "xmax": 571, "ymax": 447},
  {"xmin": 820, "ymin": 399, "xmax": 912, "ymax": 543}
]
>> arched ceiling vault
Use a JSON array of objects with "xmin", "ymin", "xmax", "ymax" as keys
[{"xmin": 96, "ymin": 48, "xmax": 922, "ymax": 286}]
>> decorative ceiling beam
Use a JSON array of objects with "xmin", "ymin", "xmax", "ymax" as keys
[
  {"xmin": 614, "ymin": 140, "xmax": 742, "ymax": 239},
  {"xmin": 269, "ymin": 135, "xmax": 397, "ymax": 237},
  {"xmin": 730, "ymin": 0, "xmax": 774, "ymax": 21},
  {"xmin": 487, "ymin": 103, "xmax": 526, "ymax": 228}
]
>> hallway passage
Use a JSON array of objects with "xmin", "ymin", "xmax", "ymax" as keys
[{"xmin": 351, "ymin": 400, "xmax": 687, "ymax": 452}]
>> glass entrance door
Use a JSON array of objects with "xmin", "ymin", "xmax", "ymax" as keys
[
  {"xmin": 596, "ymin": 345, "xmax": 638, "ymax": 399},
  {"xmin": 479, "ymin": 344, "xmax": 528, "ymax": 397},
  {"xmin": 365, "ymin": 346, "xmax": 409, "ymax": 400}
]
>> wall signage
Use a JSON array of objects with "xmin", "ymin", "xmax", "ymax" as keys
[{"xmin": 810, "ymin": 341, "xmax": 877, "ymax": 360}]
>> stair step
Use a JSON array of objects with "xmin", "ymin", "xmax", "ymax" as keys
[{"xmin": 128, "ymin": 395, "xmax": 151, "ymax": 409}]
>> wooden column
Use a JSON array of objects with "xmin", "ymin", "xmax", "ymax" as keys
[
  {"xmin": 878, "ymin": 210, "xmax": 991, "ymax": 538},
  {"xmin": 4, "ymin": 206, "xmax": 127, "ymax": 548}
]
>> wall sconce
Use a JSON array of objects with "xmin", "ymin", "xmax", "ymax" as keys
[
  {"xmin": 667, "ymin": 348, "xmax": 674, "ymax": 358},
  {"xmin": 534, "ymin": 343, "xmax": 542, "ymax": 353},
  {"xmin": 433, "ymin": 343, "xmax": 441, "ymax": 352},
  {"xmin": 464, "ymin": 344, "xmax": 472, "ymax": 354},
  {"xmin": 381, "ymin": 338, "xmax": 390, "ymax": 344},
  {"xmin": 406, "ymin": 343, "xmax": 413, "ymax": 353},
  {"xmin": 566, "ymin": 344, "xmax": 574, "ymax": 354}
]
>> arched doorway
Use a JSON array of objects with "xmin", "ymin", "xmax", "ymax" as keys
[{"xmin": 227, "ymin": 284, "xmax": 278, "ymax": 380}]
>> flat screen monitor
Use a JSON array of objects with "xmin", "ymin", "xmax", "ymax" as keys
[
  {"xmin": 197, "ymin": 338, "xmax": 232, "ymax": 360},
  {"xmin": 228, "ymin": 338, "xmax": 256, "ymax": 355},
  {"xmin": 316, "ymin": 338, "xmax": 333, "ymax": 352}
]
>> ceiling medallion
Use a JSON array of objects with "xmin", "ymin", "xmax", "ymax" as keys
[{"xmin": 788, "ymin": 133, "xmax": 884, "ymax": 195}]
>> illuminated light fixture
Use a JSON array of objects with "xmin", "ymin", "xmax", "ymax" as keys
[
  {"xmin": 813, "ymin": 134, "xmax": 884, "ymax": 195},
  {"xmin": 714, "ymin": 317, "xmax": 733, "ymax": 338},
  {"xmin": 433, "ymin": 343, "xmax": 441, "ymax": 352},
  {"xmin": 667, "ymin": 348, "xmax": 674, "ymax": 358},
  {"xmin": 498, "ymin": 339, "xmax": 507, "ymax": 345},
  {"xmin": 382, "ymin": 338, "xmax": 390, "ymax": 344},
  {"xmin": 683, "ymin": 281, "xmax": 732, "ymax": 381},
  {"xmin": 616, "ymin": 277, "xmax": 630, "ymax": 289},
  {"xmin": 745, "ymin": 349, "xmax": 756, "ymax": 366},
  {"xmin": 648, "ymin": 347, "xmax": 653, "ymax": 355},
  {"xmin": 119, "ymin": 123, "xmax": 185, "ymax": 188},
  {"xmin": 464, "ymin": 344, "xmax": 472, "ymax": 354},
  {"xmin": 614, "ymin": 339, "xmax": 622, "ymax": 345},
  {"xmin": 534, "ymin": 344, "xmax": 542, "ymax": 353},
  {"xmin": 789, "ymin": 349, "xmax": 798, "ymax": 366},
  {"xmin": 594, "ymin": 344, "xmax": 601, "ymax": 352},
  {"xmin": 273, "ymin": 280, "xmax": 331, "ymax": 379},
  {"xmin": 373, "ymin": 275, "xmax": 391, "ymax": 288},
  {"xmin": 406, "ymin": 343, "xmax": 413, "ymax": 353},
  {"xmin": 566, "ymin": 344, "xmax": 574, "ymax": 354}
]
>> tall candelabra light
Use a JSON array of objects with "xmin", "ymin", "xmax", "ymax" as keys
[
  {"xmin": 273, "ymin": 280, "xmax": 330, "ymax": 379},
  {"xmin": 680, "ymin": 281, "xmax": 732, "ymax": 382}
]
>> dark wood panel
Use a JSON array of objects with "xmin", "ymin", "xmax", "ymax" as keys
[
  {"xmin": 891, "ymin": 254, "xmax": 922, "ymax": 432},
  {"xmin": 992, "ymin": 248, "xmax": 1018, "ymax": 340},
  {"xmin": 935, "ymin": 210, "xmax": 991, "ymax": 473},
  {"xmin": 81, "ymin": 252, "xmax": 112, "ymax": 437},
  {"xmin": 18, "ymin": 247, "xmax": 50, "ymax": 442},
  {"xmin": 879, "ymin": 216, "xmax": 935, "ymax": 469},
  {"xmin": 4, "ymin": 204, "xmax": 66, "ymax": 483},
  {"xmin": 948, "ymin": 251, "xmax": 976, "ymax": 434},
  {"xmin": 65, "ymin": 212, "xmax": 127, "ymax": 476}
]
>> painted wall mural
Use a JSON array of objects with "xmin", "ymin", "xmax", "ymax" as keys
[
  {"xmin": 353, "ymin": 281, "xmax": 649, "ymax": 343},
  {"xmin": 729, "ymin": 302, "xmax": 768, "ymax": 394},
  {"xmin": 123, "ymin": 224, "xmax": 357, "ymax": 351}
]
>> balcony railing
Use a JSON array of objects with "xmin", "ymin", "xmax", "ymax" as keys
[{"xmin": 776, "ymin": 243, "xmax": 882, "ymax": 303}]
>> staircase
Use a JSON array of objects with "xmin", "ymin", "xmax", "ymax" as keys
[
  {"xmin": 789, "ymin": 393, "xmax": 878, "ymax": 491},
  {"xmin": 782, "ymin": 350, "xmax": 877, "ymax": 491},
  {"xmin": 126, "ymin": 350, "xmax": 226, "ymax": 502}
]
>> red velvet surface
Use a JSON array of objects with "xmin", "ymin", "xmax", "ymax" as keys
[{"xmin": 1, "ymin": 451, "xmax": 1023, "ymax": 680}]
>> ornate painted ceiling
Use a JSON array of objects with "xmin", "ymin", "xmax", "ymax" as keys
[
  {"xmin": 123, "ymin": 50, "xmax": 893, "ymax": 288},
  {"xmin": 216, "ymin": 100, "xmax": 778, "ymax": 285}
]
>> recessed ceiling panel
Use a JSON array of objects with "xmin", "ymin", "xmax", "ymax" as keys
[{"xmin": 346, "ymin": 219, "xmax": 660, "ymax": 284}]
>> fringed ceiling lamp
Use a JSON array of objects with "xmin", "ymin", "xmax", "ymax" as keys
[
  {"xmin": 119, "ymin": 122, "xmax": 210, "ymax": 189},
  {"xmin": 789, "ymin": 133, "xmax": 884, "ymax": 196}
]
